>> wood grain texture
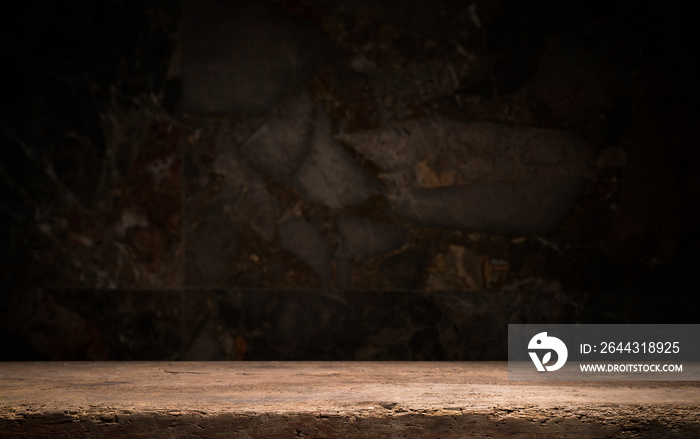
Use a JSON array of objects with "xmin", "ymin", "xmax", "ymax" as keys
[{"xmin": 1, "ymin": 362, "xmax": 699, "ymax": 438}]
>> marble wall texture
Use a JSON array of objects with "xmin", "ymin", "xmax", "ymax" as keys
[{"xmin": 2, "ymin": 0, "xmax": 698, "ymax": 360}]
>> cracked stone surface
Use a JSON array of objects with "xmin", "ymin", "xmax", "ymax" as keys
[
  {"xmin": 391, "ymin": 177, "xmax": 589, "ymax": 235},
  {"xmin": 238, "ymin": 91, "xmax": 315, "ymax": 184},
  {"xmin": 240, "ymin": 92, "xmax": 381, "ymax": 210},
  {"xmin": 338, "ymin": 119, "xmax": 592, "ymax": 189},
  {"xmin": 295, "ymin": 109, "xmax": 383, "ymax": 209},
  {"xmin": 339, "ymin": 119, "xmax": 593, "ymax": 234}
]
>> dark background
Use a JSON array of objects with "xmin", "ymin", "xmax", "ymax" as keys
[{"xmin": 1, "ymin": 0, "xmax": 698, "ymax": 361}]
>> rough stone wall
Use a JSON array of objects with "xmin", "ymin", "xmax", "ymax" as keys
[{"xmin": 1, "ymin": 0, "xmax": 698, "ymax": 360}]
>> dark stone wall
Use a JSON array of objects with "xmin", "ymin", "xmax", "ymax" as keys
[{"xmin": 1, "ymin": 0, "xmax": 698, "ymax": 360}]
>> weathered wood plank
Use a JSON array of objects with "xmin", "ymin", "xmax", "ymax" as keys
[{"xmin": 1, "ymin": 362, "xmax": 698, "ymax": 438}]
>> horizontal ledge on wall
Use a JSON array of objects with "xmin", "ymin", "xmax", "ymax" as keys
[{"xmin": 1, "ymin": 362, "xmax": 699, "ymax": 438}]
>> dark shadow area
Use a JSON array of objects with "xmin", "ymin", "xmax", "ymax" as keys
[{"xmin": 1, "ymin": 0, "xmax": 698, "ymax": 360}]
